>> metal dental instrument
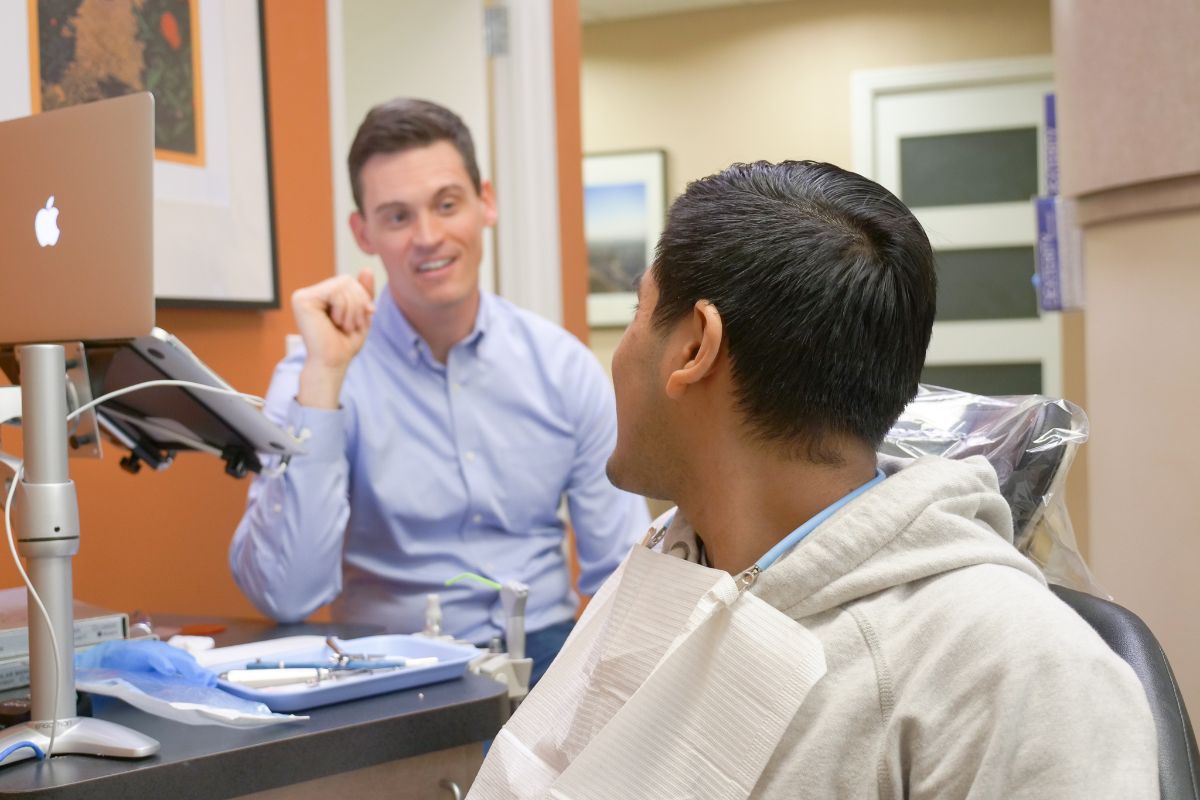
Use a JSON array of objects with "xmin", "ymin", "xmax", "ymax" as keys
[
  {"xmin": 220, "ymin": 668, "xmax": 332, "ymax": 688},
  {"xmin": 222, "ymin": 662, "xmax": 413, "ymax": 688},
  {"xmin": 323, "ymin": 636, "xmax": 439, "ymax": 668},
  {"xmin": 245, "ymin": 659, "xmax": 437, "ymax": 671}
]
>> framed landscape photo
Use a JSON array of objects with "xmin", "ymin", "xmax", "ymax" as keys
[
  {"xmin": 584, "ymin": 150, "xmax": 666, "ymax": 327},
  {"xmin": 2, "ymin": 0, "xmax": 278, "ymax": 307}
]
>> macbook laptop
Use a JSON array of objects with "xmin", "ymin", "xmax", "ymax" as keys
[{"xmin": 0, "ymin": 92, "xmax": 154, "ymax": 345}]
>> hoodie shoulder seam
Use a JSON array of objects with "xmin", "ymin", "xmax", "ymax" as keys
[
  {"xmin": 845, "ymin": 603, "xmax": 895, "ymax": 721},
  {"xmin": 845, "ymin": 604, "xmax": 898, "ymax": 798}
]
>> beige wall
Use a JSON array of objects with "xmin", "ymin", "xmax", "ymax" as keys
[
  {"xmin": 581, "ymin": 0, "xmax": 1069, "ymax": 491},
  {"xmin": 1081, "ymin": 208, "xmax": 1200, "ymax": 713},
  {"xmin": 583, "ymin": 0, "xmax": 1052, "ymax": 372},
  {"xmin": 1053, "ymin": 0, "xmax": 1200, "ymax": 720},
  {"xmin": 581, "ymin": 0, "xmax": 1090, "ymax": 547},
  {"xmin": 582, "ymin": 0, "xmax": 1052, "ymax": 206}
]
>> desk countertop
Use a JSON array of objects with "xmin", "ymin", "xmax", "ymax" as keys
[{"xmin": 0, "ymin": 616, "xmax": 510, "ymax": 799}]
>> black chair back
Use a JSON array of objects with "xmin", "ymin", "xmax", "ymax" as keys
[{"xmin": 1051, "ymin": 584, "xmax": 1200, "ymax": 800}]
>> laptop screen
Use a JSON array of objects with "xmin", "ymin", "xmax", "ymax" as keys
[{"xmin": 0, "ymin": 92, "xmax": 154, "ymax": 345}]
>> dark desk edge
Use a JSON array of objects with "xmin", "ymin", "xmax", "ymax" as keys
[{"xmin": 0, "ymin": 619, "xmax": 510, "ymax": 798}]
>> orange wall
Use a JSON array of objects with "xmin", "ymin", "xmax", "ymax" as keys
[
  {"xmin": 554, "ymin": 0, "xmax": 588, "ymax": 344},
  {"xmin": 0, "ymin": 0, "xmax": 335, "ymax": 620}
]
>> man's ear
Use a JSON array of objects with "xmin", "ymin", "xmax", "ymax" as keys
[
  {"xmin": 349, "ymin": 210, "xmax": 377, "ymax": 255},
  {"xmin": 665, "ymin": 301, "xmax": 723, "ymax": 401},
  {"xmin": 479, "ymin": 180, "xmax": 498, "ymax": 227}
]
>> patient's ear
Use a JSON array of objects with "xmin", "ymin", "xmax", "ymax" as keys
[{"xmin": 665, "ymin": 301, "xmax": 723, "ymax": 400}]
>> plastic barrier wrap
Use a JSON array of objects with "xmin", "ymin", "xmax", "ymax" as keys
[{"xmin": 881, "ymin": 384, "xmax": 1102, "ymax": 596}]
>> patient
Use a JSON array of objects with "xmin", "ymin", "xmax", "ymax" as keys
[{"xmin": 467, "ymin": 161, "xmax": 1157, "ymax": 798}]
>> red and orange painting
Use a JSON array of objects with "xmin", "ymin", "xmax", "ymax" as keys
[{"xmin": 28, "ymin": 0, "xmax": 205, "ymax": 166}]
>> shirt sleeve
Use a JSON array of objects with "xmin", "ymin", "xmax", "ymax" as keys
[
  {"xmin": 228, "ymin": 353, "xmax": 352, "ymax": 622},
  {"xmin": 560, "ymin": 345, "xmax": 650, "ymax": 597}
]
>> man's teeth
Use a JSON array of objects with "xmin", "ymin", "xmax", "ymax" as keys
[{"xmin": 417, "ymin": 258, "xmax": 452, "ymax": 273}]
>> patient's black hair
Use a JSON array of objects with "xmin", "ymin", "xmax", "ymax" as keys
[{"xmin": 651, "ymin": 160, "xmax": 936, "ymax": 461}]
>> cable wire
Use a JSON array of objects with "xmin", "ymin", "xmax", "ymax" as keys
[
  {"xmin": 66, "ymin": 379, "xmax": 264, "ymax": 423},
  {"xmin": 4, "ymin": 461, "xmax": 62, "ymax": 757},
  {"xmin": 0, "ymin": 740, "xmax": 45, "ymax": 764}
]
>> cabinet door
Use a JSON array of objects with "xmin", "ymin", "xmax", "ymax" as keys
[{"xmin": 236, "ymin": 741, "xmax": 484, "ymax": 800}]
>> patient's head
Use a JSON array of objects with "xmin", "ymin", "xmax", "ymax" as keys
[
  {"xmin": 347, "ymin": 97, "xmax": 482, "ymax": 211},
  {"xmin": 608, "ymin": 160, "xmax": 935, "ymax": 495}
]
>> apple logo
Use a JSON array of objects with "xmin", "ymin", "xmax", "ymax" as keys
[{"xmin": 35, "ymin": 195, "xmax": 61, "ymax": 247}]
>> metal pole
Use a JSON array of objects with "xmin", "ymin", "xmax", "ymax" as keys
[{"xmin": 17, "ymin": 344, "xmax": 78, "ymax": 724}]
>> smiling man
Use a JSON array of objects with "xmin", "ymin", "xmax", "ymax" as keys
[{"xmin": 229, "ymin": 99, "xmax": 648, "ymax": 683}]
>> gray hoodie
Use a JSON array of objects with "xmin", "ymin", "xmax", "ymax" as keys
[{"xmin": 732, "ymin": 454, "xmax": 1159, "ymax": 798}]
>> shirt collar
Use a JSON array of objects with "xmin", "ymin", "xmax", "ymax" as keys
[{"xmin": 375, "ymin": 288, "xmax": 494, "ymax": 368}]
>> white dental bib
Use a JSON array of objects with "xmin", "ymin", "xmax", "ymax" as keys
[{"xmin": 467, "ymin": 518, "xmax": 827, "ymax": 800}]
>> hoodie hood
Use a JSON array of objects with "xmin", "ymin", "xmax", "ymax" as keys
[
  {"xmin": 653, "ymin": 455, "xmax": 1045, "ymax": 621},
  {"xmin": 746, "ymin": 454, "xmax": 1045, "ymax": 620}
]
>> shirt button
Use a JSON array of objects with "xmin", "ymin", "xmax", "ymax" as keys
[
  {"xmin": 472, "ymin": 514, "xmax": 482, "ymax": 524},
  {"xmin": 272, "ymin": 503, "xmax": 283, "ymax": 514},
  {"xmin": 465, "ymin": 451, "xmax": 476, "ymax": 462}
]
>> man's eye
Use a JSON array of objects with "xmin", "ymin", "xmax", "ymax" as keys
[{"xmin": 439, "ymin": 200, "xmax": 458, "ymax": 213}]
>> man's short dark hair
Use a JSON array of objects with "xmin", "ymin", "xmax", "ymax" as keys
[
  {"xmin": 652, "ymin": 160, "xmax": 936, "ymax": 461},
  {"xmin": 347, "ymin": 98, "xmax": 481, "ymax": 211}
]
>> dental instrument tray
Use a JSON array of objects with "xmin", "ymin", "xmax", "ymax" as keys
[{"xmin": 204, "ymin": 634, "xmax": 480, "ymax": 712}]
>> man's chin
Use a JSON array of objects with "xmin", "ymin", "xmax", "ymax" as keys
[
  {"xmin": 606, "ymin": 455, "xmax": 669, "ymax": 501},
  {"xmin": 605, "ymin": 456, "xmax": 628, "ymax": 491},
  {"xmin": 605, "ymin": 454, "xmax": 645, "ymax": 495}
]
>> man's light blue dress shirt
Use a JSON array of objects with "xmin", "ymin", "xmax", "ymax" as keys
[{"xmin": 229, "ymin": 290, "xmax": 649, "ymax": 644}]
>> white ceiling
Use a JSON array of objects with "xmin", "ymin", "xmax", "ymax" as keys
[{"xmin": 580, "ymin": 0, "xmax": 789, "ymax": 25}]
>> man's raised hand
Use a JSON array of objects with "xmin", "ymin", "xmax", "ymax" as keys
[{"xmin": 293, "ymin": 268, "xmax": 376, "ymax": 408}]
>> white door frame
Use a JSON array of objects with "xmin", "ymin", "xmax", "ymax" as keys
[{"xmin": 488, "ymin": 0, "xmax": 563, "ymax": 325}]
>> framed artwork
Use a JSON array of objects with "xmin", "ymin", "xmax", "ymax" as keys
[
  {"xmin": 1, "ymin": 0, "xmax": 278, "ymax": 308},
  {"xmin": 584, "ymin": 150, "xmax": 666, "ymax": 327}
]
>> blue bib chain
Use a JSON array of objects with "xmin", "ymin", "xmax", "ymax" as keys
[{"xmin": 735, "ymin": 468, "xmax": 887, "ymax": 591}]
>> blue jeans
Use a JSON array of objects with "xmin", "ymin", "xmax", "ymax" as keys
[{"xmin": 522, "ymin": 619, "xmax": 575, "ymax": 687}]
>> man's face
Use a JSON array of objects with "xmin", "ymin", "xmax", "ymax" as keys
[
  {"xmin": 607, "ymin": 268, "xmax": 674, "ymax": 500},
  {"xmin": 350, "ymin": 141, "xmax": 496, "ymax": 318}
]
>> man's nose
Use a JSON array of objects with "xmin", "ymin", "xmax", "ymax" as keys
[{"xmin": 414, "ymin": 212, "xmax": 444, "ymax": 247}]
